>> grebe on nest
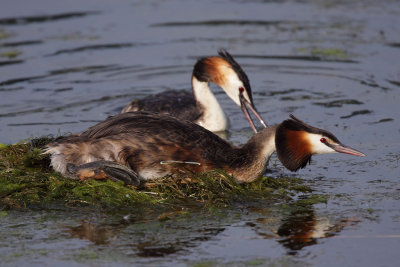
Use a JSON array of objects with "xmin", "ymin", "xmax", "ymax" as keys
[
  {"xmin": 45, "ymin": 112, "xmax": 365, "ymax": 186},
  {"xmin": 121, "ymin": 50, "xmax": 266, "ymax": 133}
]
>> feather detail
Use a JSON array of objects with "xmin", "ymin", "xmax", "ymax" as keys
[{"xmin": 276, "ymin": 120, "xmax": 313, "ymax": 172}]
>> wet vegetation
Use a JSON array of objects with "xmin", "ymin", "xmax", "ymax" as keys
[{"xmin": 0, "ymin": 137, "xmax": 316, "ymax": 212}]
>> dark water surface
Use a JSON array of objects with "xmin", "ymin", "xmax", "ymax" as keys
[{"xmin": 1, "ymin": 0, "xmax": 400, "ymax": 266}]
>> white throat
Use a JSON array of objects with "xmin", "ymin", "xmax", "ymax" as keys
[{"xmin": 192, "ymin": 76, "xmax": 229, "ymax": 132}]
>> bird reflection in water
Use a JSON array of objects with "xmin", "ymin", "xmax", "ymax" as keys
[
  {"xmin": 256, "ymin": 205, "xmax": 360, "ymax": 254},
  {"xmin": 64, "ymin": 220, "xmax": 116, "ymax": 245}
]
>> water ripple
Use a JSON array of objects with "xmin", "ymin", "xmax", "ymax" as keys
[
  {"xmin": 49, "ymin": 65, "xmax": 118, "ymax": 75},
  {"xmin": 0, "ymin": 11, "xmax": 99, "ymax": 25},
  {"xmin": 386, "ymin": 80, "xmax": 400, "ymax": 87},
  {"xmin": 0, "ymin": 40, "xmax": 43, "ymax": 47},
  {"xmin": 366, "ymin": 118, "xmax": 394, "ymax": 125},
  {"xmin": 0, "ymin": 75, "xmax": 45, "ymax": 86},
  {"xmin": 46, "ymin": 43, "xmax": 135, "ymax": 57},
  {"xmin": 387, "ymin": 43, "xmax": 400, "ymax": 48},
  {"xmin": 0, "ymin": 60, "xmax": 23, "ymax": 66},
  {"xmin": 0, "ymin": 93, "xmax": 134, "ymax": 118},
  {"xmin": 313, "ymin": 99, "xmax": 363, "ymax": 108},
  {"xmin": 340, "ymin": 110, "xmax": 373, "ymax": 119},
  {"xmin": 8, "ymin": 119, "xmax": 102, "ymax": 127},
  {"xmin": 152, "ymin": 20, "xmax": 284, "ymax": 27},
  {"xmin": 236, "ymin": 54, "xmax": 358, "ymax": 63}
]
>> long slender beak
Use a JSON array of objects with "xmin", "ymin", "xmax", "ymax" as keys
[
  {"xmin": 330, "ymin": 143, "xmax": 366, "ymax": 157},
  {"xmin": 239, "ymin": 91, "xmax": 267, "ymax": 134}
]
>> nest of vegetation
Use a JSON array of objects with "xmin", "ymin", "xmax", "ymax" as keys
[{"xmin": 0, "ymin": 137, "xmax": 315, "ymax": 211}]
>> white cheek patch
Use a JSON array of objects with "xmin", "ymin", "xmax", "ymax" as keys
[
  {"xmin": 306, "ymin": 134, "xmax": 336, "ymax": 154},
  {"xmin": 222, "ymin": 71, "xmax": 245, "ymax": 106}
]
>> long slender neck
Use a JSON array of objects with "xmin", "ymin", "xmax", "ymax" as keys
[
  {"xmin": 191, "ymin": 76, "xmax": 228, "ymax": 132},
  {"xmin": 228, "ymin": 125, "xmax": 278, "ymax": 183}
]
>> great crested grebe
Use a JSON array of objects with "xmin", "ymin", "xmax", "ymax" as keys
[
  {"xmin": 45, "ymin": 112, "xmax": 365, "ymax": 186},
  {"xmin": 121, "ymin": 50, "xmax": 266, "ymax": 133}
]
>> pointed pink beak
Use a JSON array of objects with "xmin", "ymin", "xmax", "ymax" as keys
[
  {"xmin": 331, "ymin": 143, "xmax": 366, "ymax": 157},
  {"xmin": 239, "ymin": 90, "xmax": 267, "ymax": 133}
]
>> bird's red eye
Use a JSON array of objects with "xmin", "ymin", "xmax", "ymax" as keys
[
  {"xmin": 239, "ymin": 87, "xmax": 244, "ymax": 92},
  {"xmin": 320, "ymin": 137, "xmax": 327, "ymax": 143}
]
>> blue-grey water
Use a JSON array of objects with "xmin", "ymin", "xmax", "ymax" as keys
[{"xmin": 1, "ymin": 0, "xmax": 400, "ymax": 266}]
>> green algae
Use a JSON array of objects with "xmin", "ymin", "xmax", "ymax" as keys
[
  {"xmin": 0, "ymin": 50, "xmax": 21, "ymax": 59},
  {"xmin": 146, "ymin": 173, "xmax": 311, "ymax": 207},
  {"xmin": 296, "ymin": 47, "xmax": 350, "ymax": 60},
  {"xmin": 0, "ymin": 137, "xmax": 315, "ymax": 211},
  {"xmin": 244, "ymin": 259, "xmax": 265, "ymax": 266},
  {"xmin": 192, "ymin": 262, "xmax": 213, "ymax": 267},
  {"xmin": 0, "ymin": 138, "xmax": 154, "ymax": 209},
  {"xmin": 0, "ymin": 28, "xmax": 12, "ymax": 40},
  {"xmin": 296, "ymin": 194, "xmax": 329, "ymax": 206}
]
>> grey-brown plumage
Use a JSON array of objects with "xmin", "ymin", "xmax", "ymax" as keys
[
  {"xmin": 121, "ymin": 90, "xmax": 201, "ymax": 122},
  {"xmin": 46, "ymin": 112, "xmax": 274, "ymax": 184},
  {"xmin": 45, "ymin": 113, "xmax": 365, "ymax": 185}
]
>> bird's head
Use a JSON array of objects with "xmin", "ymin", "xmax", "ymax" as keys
[
  {"xmin": 275, "ymin": 115, "xmax": 365, "ymax": 171},
  {"xmin": 193, "ymin": 49, "xmax": 266, "ymax": 132}
]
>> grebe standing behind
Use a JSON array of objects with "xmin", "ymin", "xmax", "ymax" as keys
[
  {"xmin": 45, "ymin": 112, "xmax": 365, "ymax": 186},
  {"xmin": 121, "ymin": 50, "xmax": 266, "ymax": 133}
]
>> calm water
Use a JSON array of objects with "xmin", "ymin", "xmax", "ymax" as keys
[{"xmin": 1, "ymin": 0, "xmax": 400, "ymax": 266}]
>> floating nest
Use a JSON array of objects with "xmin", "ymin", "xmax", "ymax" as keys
[{"xmin": 0, "ymin": 137, "xmax": 314, "ymax": 211}]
